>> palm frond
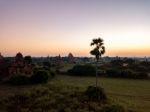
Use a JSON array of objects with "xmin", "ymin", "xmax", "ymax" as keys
[{"xmin": 90, "ymin": 37, "xmax": 105, "ymax": 59}]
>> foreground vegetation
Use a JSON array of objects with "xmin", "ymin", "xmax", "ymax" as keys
[
  {"xmin": 0, "ymin": 75, "xmax": 150, "ymax": 112},
  {"xmin": 54, "ymin": 75, "xmax": 150, "ymax": 112},
  {"xmin": 0, "ymin": 81, "xmax": 125, "ymax": 112}
]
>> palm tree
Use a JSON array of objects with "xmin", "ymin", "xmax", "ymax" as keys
[{"xmin": 90, "ymin": 37, "xmax": 105, "ymax": 88}]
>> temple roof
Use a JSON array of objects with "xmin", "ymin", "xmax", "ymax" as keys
[
  {"xmin": 68, "ymin": 53, "xmax": 74, "ymax": 58},
  {"xmin": 16, "ymin": 52, "xmax": 23, "ymax": 58}
]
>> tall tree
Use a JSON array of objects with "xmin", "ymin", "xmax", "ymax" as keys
[{"xmin": 90, "ymin": 37, "xmax": 105, "ymax": 88}]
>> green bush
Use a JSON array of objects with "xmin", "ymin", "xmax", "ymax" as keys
[
  {"xmin": 50, "ymin": 71, "xmax": 56, "ymax": 78},
  {"xmin": 33, "ymin": 67, "xmax": 43, "ymax": 74},
  {"xmin": 114, "ymin": 69, "xmax": 135, "ymax": 78},
  {"xmin": 106, "ymin": 69, "xmax": 149, "ymax": 79},
  {"xmin": 68, "ymin": 65, "xmax": 96, "ymax": 76},
  {"xmin": 106, "ymin": 69, "xmax": 120, "ymax": 77},
  {"xmin": 136, "ymin": 72, "xmax": 149, "ymax": 79},
  {"xmin": 6, "ymin": 68, "xmax": 55, "ymax": 85},
  {"xmin": 100, "ymin": 105, "xmax": 125, "ymax": 112},
  {"xmin": 84, "ymin": 86, "xmax": 107, "ymax": 102},
  {"xmin": 120, "ymin": 69, "xmax": 135, "ymax": 78},
  {"xmin": 30, "ymin": 70, "xmax": 49, "ymax": 84},
  {"xmin": 8, "ymin": 75, "xmax": 30, "ymax": 85}
]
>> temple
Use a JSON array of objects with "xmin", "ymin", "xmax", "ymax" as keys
[{"xmin": 9, "ymin": 52, "xmax": 33, "ymax": 75}]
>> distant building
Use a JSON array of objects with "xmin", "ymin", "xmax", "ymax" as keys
[
  {"xmin": 56, "ymin": 54, "xmax": 63, "ymax": 65},
  {"xmin": 68, "ymin": 53, "xmax": 75, "ymax": 64},
  {"xmin": 9, "ymin": 52, "xmax": 33, "ymax": 75},
  {"xmin": 14, "ymin": 52, "xmax": 24, "ymax": 67},
  {"xmin": 0, "ymin": 53, "xmax": 9, "ymax": 76}
]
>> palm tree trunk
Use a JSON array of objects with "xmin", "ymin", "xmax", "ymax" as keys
[
  {"xmin": 96, "ymin": 59, "xmax": 98, "ymax": 88},
  {"xmin": 95, "ymin": 59, "xmax": 99, "ymax": 99}
]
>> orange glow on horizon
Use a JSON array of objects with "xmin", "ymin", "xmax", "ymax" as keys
[
  {"xmin": 1, "ymin": 45, "xmax": 150, "ymax": 57},
  {"xmin": 0, "ymin": 0, "xmax": 150, "ymax": 57}
]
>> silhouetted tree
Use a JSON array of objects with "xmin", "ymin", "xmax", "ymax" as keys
[
  {"xmin": 90, "ymin": 37, "xmax": 105, "ymax": 88},
  {"xmin": 24, "ymin": 56, "xmax": 32, "ymax": 64}
]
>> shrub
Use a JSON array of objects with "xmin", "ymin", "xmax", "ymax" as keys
[
  {"xmin": 136, "ymin": 72, "xmax": 149, "ymax": 79},
  {"xmin": 84, "ymin": 86, "xmax": 107, "ymax": 102},
  {"xmin": 120, "ymin": 70, "xmax": 149, "ymax": 79},
  {"xmin": 30, "ymin": 70, "xmax": 49, "ymax": 84},
  {"xmin": 106, "ymin": 69, "xmax": 120, "ymax": 77},
  {"xmin": 68, "ymin": 65, "xmax": 96, "ymax": 76},
  {"xmin": 50, "ymin": 71, "xmax": 56, "ymax": 78},
  {"xmin": 100, "ymin": 105, "xmax": 125, "ymax": 112},
  {"xmin": 8, "ymin": 75, "xmax": 30, "ymax": 85},
  {"xmin": 120, "ymin": 69, "xmax": 135, "ymax": 78},
  {"xmin": 135, "ymin": 66, "xmax": 148, "ymax": 72},
  {"xmin": 106, "ymin": 69, "xmax": 149, "ymax": 79},
  {"xmin": 43, "ymin": 66, "xmax": 50, "ymax": 71},
  {"xmin": 98, "ymin": 70, "xmax": 106, "ymax": 76},
  {"xmin": 33, "ymin": 67, "xmax": 42, "ymax": 74}
]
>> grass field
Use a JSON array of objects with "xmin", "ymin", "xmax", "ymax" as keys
[
  {"xmin": 52, "ymin": 75, "xmax": 150, "ymax": 112},
  {"xmin": 0, "ymin": 75, "xmax": 150, "ymax": 112}
]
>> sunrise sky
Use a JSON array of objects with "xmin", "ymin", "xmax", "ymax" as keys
[{"xmin": 0, "ymin": 0, "xmax": 150, "ymax": 57}]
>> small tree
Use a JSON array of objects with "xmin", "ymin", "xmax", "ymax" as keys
[
  {"xmin": 90, "ymin": 38, "xmax": 105, "ymax": 88},
  {"xmin": 24, "ymin": 56, "xmax": 32, "ymax": 64}
]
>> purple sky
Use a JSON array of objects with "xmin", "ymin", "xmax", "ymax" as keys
[{"xmin": 0, "ymin": 0, "xmax": 150, "ymax": 57}]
